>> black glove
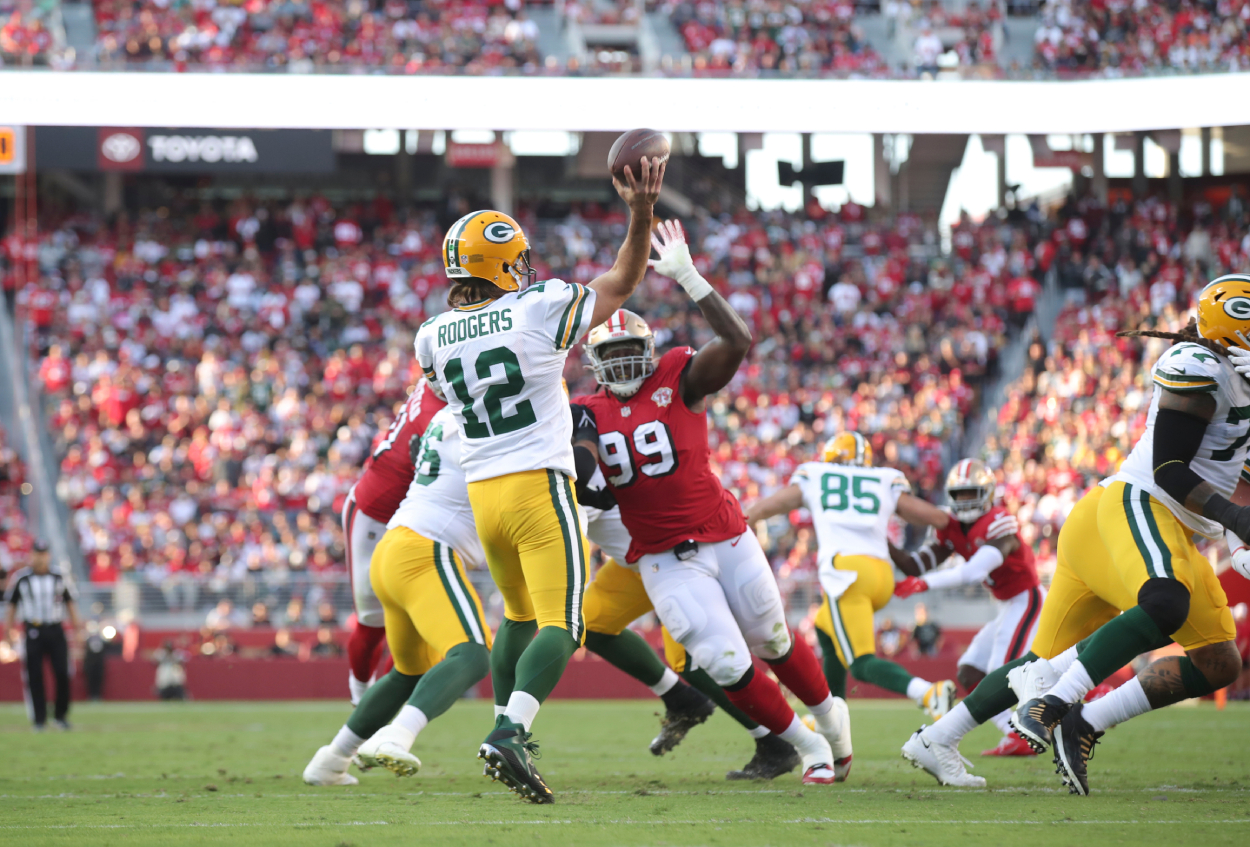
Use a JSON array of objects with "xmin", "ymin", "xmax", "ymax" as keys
[
  {"xmin": 409, "ymin": 433, "xmax": 423, "ymax": 465},
  {"xmin": 576, "ymin": 485, "xmax": 617, "ymax": 511},
  {"xmin": 1203, "ymin": 494, "xmax": 1250, "ymax": 544}
]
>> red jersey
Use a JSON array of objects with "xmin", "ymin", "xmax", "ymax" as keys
[
  {"xmin": 353, "ymin": 380, "xmax": 447, "ymax": 523},
  {"xmin": 935, "ymin": 505, "xmax": 1038, "ymax": 601},
  {"xmin": 577, "ymin": 347, "xmax": 746, "ymax": 563}
]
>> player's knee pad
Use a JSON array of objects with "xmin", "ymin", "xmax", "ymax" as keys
[
  {"xmin": 1137, "ymin": 578, "xmax": 1190, "ymax": 636},
  {"xmin": 739, "ymin": 571, "xmax": 784, "ymax": 619},
  {"xmin": 751, "ymin": 624, "xmax": 793, "ymax": 661},
  {"xmin": 693, "ymin": 639, "xmax": 753, "ymax": 688},
  {"xmin": 653, "ymin": 589, "xmax": 707, "ymax": 645},
  {"xmin": 443, "ymin": 641, "xmax": 490, "ymax": 682}
]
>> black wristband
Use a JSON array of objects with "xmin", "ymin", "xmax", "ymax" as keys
[{"xmin": 1202, "ymin": 493, "xmax": 1243, "ymax": 532}]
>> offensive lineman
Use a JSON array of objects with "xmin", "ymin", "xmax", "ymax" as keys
[
  {"xmin": 745, "ymin": 433, "xmax": 955, "ymax": 719},
  {"xmin": 576, "ymin": 221, "xmax": 851, "ymax": 785},
  {"xmin": 343, "ymin": 380, "xmax": 446, "ymax": 703},
  {"xmin": 903, "ymin": 277, "xmax": 1248, "ymax": 793},
  {"xmin": 415, "ymin": 158, "xmax": 664, "ymax": 803},
  {"xmin": 892, "ymin": 458, "xmax": 1044, "ymax": 757},
  {"xmin": 304, "ymin": 407, "xmax": 491, "ymax": 785}
]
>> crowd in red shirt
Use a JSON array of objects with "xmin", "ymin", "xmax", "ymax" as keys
[
  {"xmin": 0, "ymin": 4, "xmax": 53, "ymax": 65},
  {"xmin": 1033, "ymin": 0, "xmax": 1250, "ymax": 74},
  {"xmin": 91, "ymin": 0, "xmax": 543, "ymax": 73},
  {"xmin": 0, "ymin": 424, "xmax": 30, "ymax": 577}
]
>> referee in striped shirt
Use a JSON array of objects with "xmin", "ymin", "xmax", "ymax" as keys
[{"xmin": 4, "ymin": 542, "xmax": 81, "ymax": 731}]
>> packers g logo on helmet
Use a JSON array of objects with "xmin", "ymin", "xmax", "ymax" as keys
[
  {"xmin": 442, "ymin": 210, "xmax": 535, "ymax": 292},
  {"xmin": 822, "ymin": 432, "xmax": 872, "ymax": 467},
  {"xmin": 1198, "ymin": 273, "xmax": 1250, "ymax": 350}
]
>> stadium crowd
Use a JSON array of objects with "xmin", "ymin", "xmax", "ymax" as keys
[
  {"xmin": 0, "ymin": 0, "xmax": 54, "ymax": 65},
  {"xmin": 0, "ymin": 423, "xmax": 31, "ymax": 576},
  {"xmin": 3, "ymin": 190, "xmax": 1020, "ymax": 620},
  {"xmin": 1033, "ymin": 0, "xmax": 1250, "ymax": 74}
]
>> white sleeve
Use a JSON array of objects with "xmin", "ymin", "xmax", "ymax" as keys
[
  {"xmin": 922, "ymin": 544, "xmax": 1005, "ymax": 590},
  {"xmin": 536, "ymin": 279, "xmax": 597, "ymax": 350}
]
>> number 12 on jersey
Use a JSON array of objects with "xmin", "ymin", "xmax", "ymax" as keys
[{"xmin": 820, "ymin": 472, "xmax": 880, "ymax": 514}]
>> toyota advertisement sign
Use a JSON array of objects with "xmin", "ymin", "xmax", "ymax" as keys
[{"xmin": 38, "ymin": 126, "xmax": 335, "ymax": 173}]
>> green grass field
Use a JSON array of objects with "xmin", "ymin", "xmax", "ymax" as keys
[{"xmin": 1, "ymin": 698, "xmax": 1248, "ymax": 846}]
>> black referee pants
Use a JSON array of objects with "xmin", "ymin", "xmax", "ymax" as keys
[{"xmin": 23, "ymin": 624, "xmax": 70, "ymax": 725}]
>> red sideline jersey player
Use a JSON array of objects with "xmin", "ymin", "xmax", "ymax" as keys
[
  {"xmin": 892, "ymin": 458, "xmax": 1043, "ymax": 756},
  {"xmin": 344, "ymin": 379, "xmax": 447, "ymax": 704},
  {"xmin": 571, "ymin": 219, "xmax": 851, "ymax": 785}
]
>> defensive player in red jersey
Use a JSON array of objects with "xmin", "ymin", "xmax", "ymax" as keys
[
  {"xmin": 575, "ymin": 221, "xmax": 851, "ymax": 785},
  {"xmin": 343, "ymin": 379, "xmax": 446, "ymax": 704},
  {"xmin": 893, "ymin": 459, "xmax": 1043, "ymax": 757}
]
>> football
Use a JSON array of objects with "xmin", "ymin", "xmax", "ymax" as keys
[{"xmin": 608, "ymin": 128, "xmax": 670, "ymax": 183}]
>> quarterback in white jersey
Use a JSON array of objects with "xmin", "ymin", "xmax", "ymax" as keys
[
  {"xmin": 746, "ymin": 432, "xmax": 955, "ymax": 717},
  {"xmin": 303, "ymin": 408, "xmax": 493, "ymax": 787},
  {"xmin": 414, "ymin": 158, "xmax": 665, "ymax": 804}
]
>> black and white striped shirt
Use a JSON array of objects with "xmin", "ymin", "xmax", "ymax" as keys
[{"xmin": 5, "ymin": 568, "xmax": 76, "ymax": 625}]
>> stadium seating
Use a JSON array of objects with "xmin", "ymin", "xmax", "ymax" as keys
[
  {"xmin": 0, "ymin": 423, "xmax": 31, "ymax": 574},
  {"xmin": 0, "ymin": 1, "xmax": 54, "ymax": 65}
]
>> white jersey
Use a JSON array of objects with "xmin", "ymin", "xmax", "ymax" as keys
[
  {"xmin": 387, "ymin": 407, "xmax": 485, "ymax": 567},
  {"xmin": 791, "ymin": 462, "xmax": 911, "ymax": 562},
  {"xmin": 579, "ymin": 467, "xmax": 633, "ymax": 566},
  {"xmin": 1108, "ymin": 341, "xmax": 1250, "ymax": 538},
  {"xmin": 415, "ymin": 279, "xmax": 597, "ymax": 483}
]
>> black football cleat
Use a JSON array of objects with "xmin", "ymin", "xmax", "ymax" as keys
[
  {"xmin": 650, "ymin": 683, "xmax": 717, "ymax": 756},
  {"xmin": 1052, "ymin": 702, "xmax": 1102, "ymax": 796},
  {"xmin": 726, "ymin": 734, "xmax": 801, "ymax": 781},
  {"xmin": 479, "ymin": 717, "xmax": 554, "ymax": 804},
  {"xmin": 1010, "ymin": 694, "xmax": 1071, "ymax": 754}
]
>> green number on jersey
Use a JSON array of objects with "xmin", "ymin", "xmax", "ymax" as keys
[
  {"xmin": 820, "ymin": 473, "xmax": 881, "ymax": 514},
  {"xmin": 414, "ymin": 423, "xmax": 444, "ymax": 485},
  {"xmin": 1211, "ymin": 424, "xmax": 1250, "ymax": 462},
  {"xmin": 443, "ymin": 347, "xmax": 537, "ymax": 439}
]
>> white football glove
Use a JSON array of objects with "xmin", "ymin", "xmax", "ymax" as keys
[
  {"xmin": 649, "ymin": 219, "xmax": 712, "ymax": 300},
  {"xmin": 1227, "ymin": 529, "xmax": 1250, "ymax": 581},
  {"xmin": 1229, "ymin": 338, "xmax": 1250, "ymax": 379}
]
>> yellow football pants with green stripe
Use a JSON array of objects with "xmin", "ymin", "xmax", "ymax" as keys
[
  {"xmin": 370, "ymin": 526, "xmax": 493, "ymax": 677},
  {"xmin": 468, "ymin": 468, "xmax": 590, "ymax": 642},
  {"xmin": 1031, "ymin": 481, "xmax": 1234, "ymax": 658}
]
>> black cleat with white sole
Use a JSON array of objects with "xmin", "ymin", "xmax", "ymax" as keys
[
  {"xmin": 479, "ymin": 717, "xmax": 554, "ymax": 804},
  {"xmin": 1052, "ymin": 702, "xmax": 1102, "ymax": 796},
  {"xmin": 725, "ymin": 734, "xmax": 801, "ymax": 781},
  {"xmin": 1010, "ymin": 694, "xmax": 1070, "ymax": 754},
  {"xmin": 650, "ymin": 683, "xmax": 717, "ymax": 756}
]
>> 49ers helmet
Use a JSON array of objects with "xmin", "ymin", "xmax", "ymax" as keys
[
  {"xmin": 1196, "ymin": 273, "xmax": 1250, "ymax": 351},
  {"xmin": 945, "ymin": 458, "xmax": 996, "ymax": 523},
  {"xmin": 442, "ymin": 210, "xmax": 535, "ymax": 292},
  {"xmin": 586, "ymin": 309, "xmax": 656, "ymax": 398},
  {"xmin": 821, "ymin": 432, "xmax": 873, "ymax": 467}
]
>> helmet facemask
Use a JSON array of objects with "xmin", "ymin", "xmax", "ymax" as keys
[
  {"xmin": 947, "ymin": 485, "xmax": 993, "ymax": 523},
  {"xmin": 587, "ymin": 338, "xmax": 655, "ymax": 398},
  {"xmin": 506, "ymin": 249, "xmax": 537, "ymax": 291}
]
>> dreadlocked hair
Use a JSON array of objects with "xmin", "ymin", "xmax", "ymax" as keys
[
  {"xmin": 1116, "ymin": 317, "xmax": 1230, "ymax": 358},
  {"xmin": 447, "ymin": 278, "xmax": 508, "ymax": 308}
]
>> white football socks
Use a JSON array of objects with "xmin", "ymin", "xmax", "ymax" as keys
[
  {"xmin": 1082, "ymin": 676, "xmax": 1151, "ymax": 732},
  {"xmin": 778, "ymin": 714, "xmax": 832, "ymax": 764},
  {"xmin": 990, "ymin": 709, "xmax": 1013, "ymax": 736},
  {"xmin": 1047, "ymin": 660, "xmax": 1094, "ymax": 704},
  {"xmin": 922, "ymin": 702, "xmax": 978, "ymax": 746},
  {"xmin": 1048, "ymin": 645, "xmax": 1080, "ymax": 676},
  {"xmin": 494, "ymin": 704, "xmax": 507, "ymax": 718},
  {"xmin": 504, "ymin": 691, "xmax": 542, "ymax": 731},
  {"xmin": 649, "ymin": 668, "xmax": 680, "ymax": 696},
  {"xmin": 748, "ymin": 725, "xmax": 771, "ymax": 739},
  {"xmin": 808, "ymin": 693, "xmax": 834, "ymax": 716},
  {"xmin": 906, "ymin": 677, "xmax": 933, "ymax": 704},
  {"xmin": 389, "ymin": 704, "xmax": 429, "ymax": 749},
  {"xmin": 330, "ymin": 725, "xmax": 365, "ymax": 759}
]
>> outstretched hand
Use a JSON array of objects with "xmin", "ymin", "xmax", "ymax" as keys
[
  {"xmin": 612, "ymin": 156, "xmax": 665, "ymax": 214},
  {"xmin": 648, "ymin": 219, "xmax": 695, "ymax": 281},
  {"xmin": 894, "ymin": 576, "xmax": 930, "ymax": 599}
]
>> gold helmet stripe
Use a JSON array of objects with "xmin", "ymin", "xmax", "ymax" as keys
[{"xmin": 556, "ymin": 284, "xmax": 591, "ymax": 350}]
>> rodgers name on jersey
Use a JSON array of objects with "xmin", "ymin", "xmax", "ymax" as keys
[
  {"xmin": 1112, "ymin": 341, "xmax": 1250, "ymax": 538},
  {"xmin": 576, "ymin": 347, "xmax": 745, "ymax": 562},
  {"xmin": 791, "ymin": 463, "xmax": 910, "ymax": 562},
  {"xmin": 388, "ymin": 407, "xmax": 485, "ymax": 567},
  {"xmin": 936, "ymin": 507, "xmax": 1038, "ymax": 601},
  {"xmin": 414, "ymin": 279, "xmax": 596, "ymax": 483}
]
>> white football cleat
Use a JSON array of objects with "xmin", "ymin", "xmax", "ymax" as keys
[
  {"xmin": 817, "ymin": 696, "xmax": 853, "ymax": 782},
  {"xmin": 303, "ymin": 745, "xmax": 359, "ymax": 786},
  {"xmin": 901, "ymin": 728, "xmax": 987, "ymax": 788},
  {"xmin": 1007, "ymin": 658, "xmax": 1058, "ymax": 706},
  {"xmin": 921, "ymin": 680, "xmax": 957, "ymax": 720},
  {"xmin": 357, "ymin": 725, "xmax": 421, "ymax": 777},
  {"xmin": 801, "ymin": 763, "xmax": 837, "ymax": 784}
]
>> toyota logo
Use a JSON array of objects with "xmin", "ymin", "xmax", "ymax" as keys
[{"xmin": 101, "ymin": 133, "xmax": 141, "ymax": 163}]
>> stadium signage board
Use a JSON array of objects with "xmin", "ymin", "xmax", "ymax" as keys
[
  {"xmin": 34, "ymin": 126, "xmax": 335, "ymax": 173},
  {"xmin": 0, "ymin": 125, "xmax": 25, "ymax": 174}
]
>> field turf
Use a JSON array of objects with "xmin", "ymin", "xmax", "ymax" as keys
[{"xmin": 1, "ymin": 698, "xmax": 1248, "ymax": 846}]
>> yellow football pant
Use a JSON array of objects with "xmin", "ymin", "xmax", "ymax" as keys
[
  {"xmin": 468, "ymin": 469, "xmax": 590, "ymax": 642},
  {"xmin": 1031, "ymin": 482, "xmax": 1235, "ymax": 659},
  {"xmin": 582, "ymin": 557, "xmax": 684, "ymax": 669},
  {"xmin": 370, "ymin": 526, "xmax": 492, "ymax": 677},
  {"xmin": 813, "ymin": 554, "xmax": 895, "ymax": 667}
]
